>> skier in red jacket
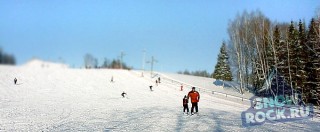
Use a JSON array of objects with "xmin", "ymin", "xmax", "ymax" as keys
[{"xmin": 188, "ymin": 87, "xmax": 200, "ymax": 114}]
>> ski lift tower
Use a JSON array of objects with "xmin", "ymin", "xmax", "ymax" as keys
[
  {"xmin": 119, "ymin": 51, "xmax": 126, "ymax": 69},
  {"xmin": 142, "ymin": 49, "xmax": 146, "ymax": 71},
  {"xmin": 146, "ymin": 56, "xmax": 158, "ymax": 77}
]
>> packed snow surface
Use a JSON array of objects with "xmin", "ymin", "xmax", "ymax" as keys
[{"xmin": 0, "ymin": 64, "xmax": 319, "ymax": 131}]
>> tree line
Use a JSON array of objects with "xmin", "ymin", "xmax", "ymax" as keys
[
  {"xmin": 0, "ymin": 48, "xmax": 15, "ymax": 65},
  {"xmin": 177, "ymin": 70, "xmax": 211, "ymax": 78},
  {"xmin": 84, "ymin": 53, "xmax": 131, "ymax": 69},
  {"xmin": 225, "ymin": 10, "xmax": 319, "ymax": 105}
]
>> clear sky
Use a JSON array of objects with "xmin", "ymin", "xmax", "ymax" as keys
[{"xmin": 0, "ymin": 0, "xmax": 318, "ymax": 73}]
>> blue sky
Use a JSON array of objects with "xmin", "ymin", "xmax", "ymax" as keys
[{"xmin": 0, "ymin": 0, "xmax": 318, "ymax": 73}]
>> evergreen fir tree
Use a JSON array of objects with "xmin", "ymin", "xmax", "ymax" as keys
[
  {"xmin": 274, "ymin": 25, "xmax": 281, "ymax": 69},
  {"xmin": 212, "ymin": 42, "xmax": 233, "ymax": 81},
  {"xmin": 316, "ymin": 18, "xmax": 320, "ymax": 106},
  {"xmin": 273, "ymin": 25, "xmax": 283, "ymax": 95},
  {"xmin": 305, "ymin": 18, "xmax": 320, "ymax": 104},
  {"xmin": 297, "ymin": 20, "xmax": 308, "ymax": 103},
  {"xmin": 276, "ymin": 26, "xmax": 289, "ymax": 83},
  {"xmin": 287, "ymin": 21, "xmax": 299, "ymax": 91}
]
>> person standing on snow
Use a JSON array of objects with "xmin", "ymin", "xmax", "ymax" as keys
[
  {"xmin": 183, "ymin": 95, "xmax": 189, "ymax": 114},
  {"xmin": 14, "ymin": 78, "xmax": 17, "ymax": 85},
  {"xmin": 121, "ymin": 91, "xmax": 127, "ymax": 98},
  {"xmin": 111, "ymin": 76, "xmax": 114, "ymax": 83},
  {"xmin": 188, "ymin": 87, "xmax": 200, "ymax": 114},
  {"xmin": 158, "ymin": 77, "xmax": 161, "ymax": 83},
  {"xmin": 149, "ymin": 85, "xmax": 153, "ymax": 91}
]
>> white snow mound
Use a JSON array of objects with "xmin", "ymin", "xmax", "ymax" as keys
[{"xmin": 23, "ymin": 59, "xmax": 68, "ymax": 69}]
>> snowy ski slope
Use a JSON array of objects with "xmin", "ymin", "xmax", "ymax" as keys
[
  {"xmin": 0, "ymin": 62, "xmax": 319, "ymax": 131},
  {"xmin": 158, "ymin": 72, "xmax": 253, "ymax": 99}
]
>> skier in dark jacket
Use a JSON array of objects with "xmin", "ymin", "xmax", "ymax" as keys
[
  {"xmin": 111, "ymin": 76, "xmax": 114, "ymax": 83},
  {"xmin": 149, "ymin": 85, "xmax": 153, "ymax": 91},
  {"xmin": 183, "ymin": 95, "xmax": 189, "ymax": 114},
  {"xmin": 121, "ymin": 91, "xmax": 127, "ymax": 98},
  {"xmin": 14, "ymin": 78, "xmax": 17, "ymax": 85}
]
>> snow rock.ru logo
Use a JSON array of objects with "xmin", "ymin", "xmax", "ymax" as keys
[{"xmin": 241, "ymin": 96, "xmax": 314, "ymax": 127}]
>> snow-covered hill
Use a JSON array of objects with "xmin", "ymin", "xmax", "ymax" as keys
[
  {"xmin": 0, "ymin": 63, "xmax": 319, "ymax": 131},
  {"xmin": 158, "ymin": 72, "xmax": 253, "ymax": 98},
  {"xmin": 24, "ymin": 59, "xmax": 68, "ymax": 69}
]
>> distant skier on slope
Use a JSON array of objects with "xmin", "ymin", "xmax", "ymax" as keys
[
  {"xmin": 121, "ymin": 91, "xmax": 127, "ymax": 98},
  {"xmin": 183, "ymin": 95, "xmax": 189, "ymax": 114},
  {"xmin": 149, "ymin": 85, "xmax": 153, "ymax": 91},
  {"xmin": 155, "ymin": 80, "xmax": 158, "ymax": 86},
  {"xmin": 158, "ymin": 77, "xmax": 161, "ymax": 83},
  {"xmin": 111, "ymin": 76, "xmax": 114, "ymax": 83},
  {"xmin": 14, "ymin": 78, "xmax": 17, "ymax": 85},
  {"xmin": 188, "ymin": 87, "xmax": 200, "ymax": 115}
]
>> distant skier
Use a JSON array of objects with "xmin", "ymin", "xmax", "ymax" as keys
[
  {"xmin": 121, "ymin": 91, "xmax": 127, "ymax": 98},
  {"xmin": 111, "ymin": 76, "xmax": 114, "ymax": 83},
  {"xmin": 183, "ymin": 95, "xmax": 189, "ymax": 114},
  {"xmin": 188, "ymin": 87, "xmax": 200, "ymax": 115},
  {"xmin": 158, "ymin": 77, "xmax": 161, "ymax": 83},
  {"xmin": 14, "ymin": 78, "xmax": 17, "ymax": 85},
  {"xmin": 180, "ymin": 84, "xmax": 183, "ymax": 91},
  {"xmin": 149, "ymin": 85, "xmax": 153, "ymax": 91},
  {"xmin": 156, "ymin": 80, "xmax": 158, "ymax": 86}
]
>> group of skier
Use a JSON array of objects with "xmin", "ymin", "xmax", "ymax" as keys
[
  {"xmin": 124, "ymin": 77, "xmax": 161, "ymax": 97},
  {"xmin": 15, "ymin": 75, "xmax": 201, "ymax": 115},
  {"xmin": 121, "ymin": 76, "xmax": 201, "ymax": 115},
  {"xmin": 150, "ymin": 77, "xmax": 161, "ymax": 91},
  {"xmin": 183, "ymin": 87, "xmax": 200, "ymax": 115},
  {"xmin": 15, "ymin": 75, "xmax": 200, "ymax": 115},
  {"xmin": 155, "ymin": 77, "xmax": 161, "ymax": 86}
]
